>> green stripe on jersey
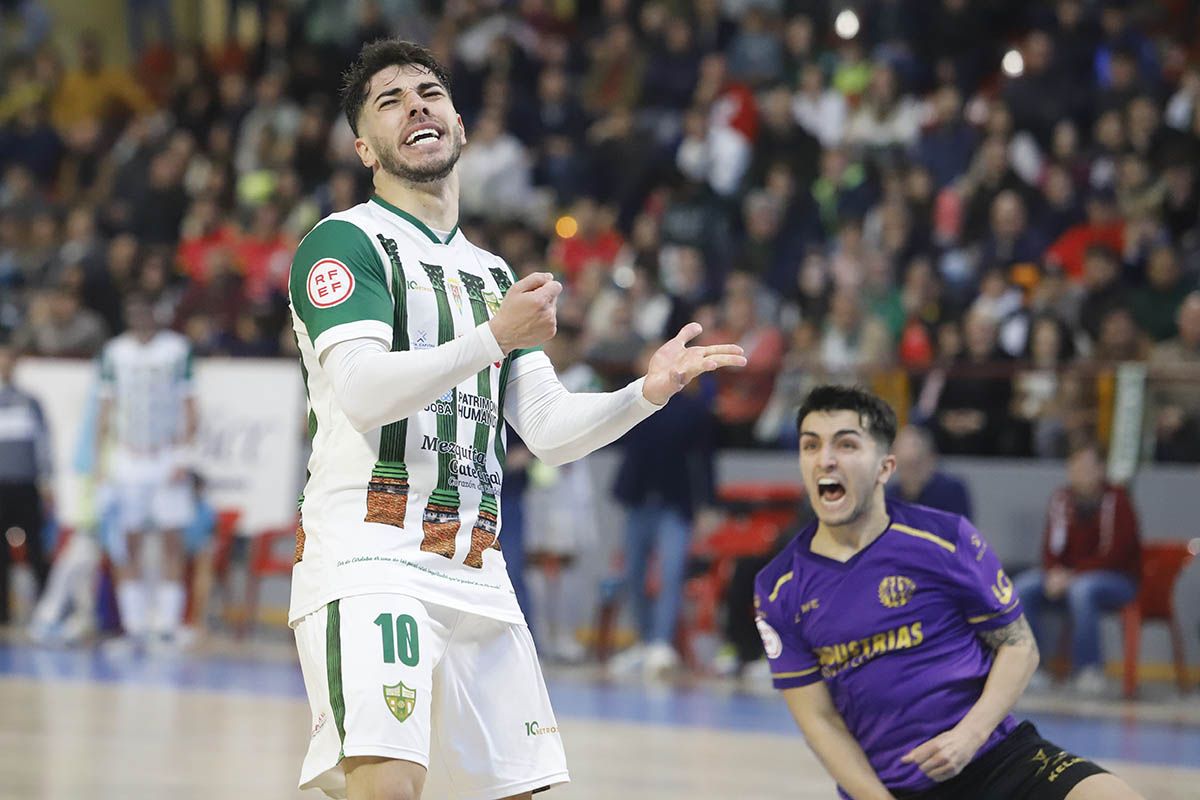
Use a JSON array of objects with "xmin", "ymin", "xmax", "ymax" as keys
[
  {"xmin": 419, "ymin": 262, "xmax": 462, "ymax": 559},
  {"xmin": 363, "ymin": 235, "xmax": 412, "ymax": 530},
  {"xmin": 376, "ymin": 235, "xmax": 410, "ymax": 469},
  {"xmin": 460, "ymin": 270, "xmax": 502, "ymax": 567}
]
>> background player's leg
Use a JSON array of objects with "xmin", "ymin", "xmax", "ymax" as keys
[
  {"xmin": 150, "ymin": 467, "xmax": 195, "ymax": 642},
  {"xmin": 343, "ymin": 755, "xmax": 427, "ymax": 800},
  {"xmin": 1064, "ymin": 773, "xmax": 1145, "ymax": 799},
  {"xmin": 115, "ymin": 531, "xmax": 149, "ymax": 638},
  {"xmin": 153, "ymin": 528, "xmax": 187, "ymax": 641}
]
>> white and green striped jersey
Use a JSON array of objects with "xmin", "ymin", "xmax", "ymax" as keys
[
  {"xmin": 288, "ymin": 196, "xmax": 537, "ymax": 626},
  {"xmin": 98, "ymin": 331, "xmax": 194, "ymax": 452}
]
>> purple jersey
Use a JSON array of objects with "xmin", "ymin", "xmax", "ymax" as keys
[{"xmin": 754, "ymin": 500, "xmax": 1023, "ymax": 795}]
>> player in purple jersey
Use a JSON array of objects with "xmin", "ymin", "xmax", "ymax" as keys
[{"xmin": 755, "ymin": 386, "xmax": 1143, "ymax": 800}]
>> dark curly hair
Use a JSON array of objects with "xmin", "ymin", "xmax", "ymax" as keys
[
  {"xmin": 339, "ymin": 38, "xmax": 452, "ymax": 137},
  {"xmin": 796, "ymin": 385, "xmax": 899, "ymax": 450}
]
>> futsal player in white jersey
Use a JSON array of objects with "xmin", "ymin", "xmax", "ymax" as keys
[
  {"xmin": 96, "ymin": 294, "xmax": 198, "ymax": 647},
  {"xmin": 287, "ymin": 39, "xmax": 746, "ymax": 800}
]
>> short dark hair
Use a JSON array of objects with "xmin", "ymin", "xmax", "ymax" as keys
[
  {"xmin": 340, "ymin": 38, "xmax": 452, "ymax": 137},
  {"xmin": 796, "ymin": 385, "xmax": 898, "ymax": 450}
]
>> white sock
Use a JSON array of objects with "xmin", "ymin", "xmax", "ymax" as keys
[
  {"xmin": 117, "ymin": 582, "xmax": 149, "ymax": 637},
  {"xmin": 154, "ymin": 582, "xmax": 187, "ymax": 635}
]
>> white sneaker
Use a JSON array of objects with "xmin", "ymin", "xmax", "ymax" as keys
[
  {"xmin": 642, "ymin": 642, "xmax": 680, "ymax": 680},
  {"xmin": 100, "ymin": 634, "xmax": 144, "ymax": 658},
  {"xmin": 1071, "ymin": 666, "xmax": 1108, "ymax": 696},
  {"xmin": 58, "ymin": 615, "xmax": 95, "ymax": 645},
  {"xmin": 607, "ymin": 643, "xmax": 647, "ymax": 676},
  {"xmin": 550, "ymin": 637, "xmax": 586, "ymax": 664}
]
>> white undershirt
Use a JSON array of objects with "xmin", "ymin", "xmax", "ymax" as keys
[{"xmin": 320, "ymin": 326, "xmax": 662, "ymax": 465}]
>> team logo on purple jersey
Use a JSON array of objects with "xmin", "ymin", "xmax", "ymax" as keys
[
  {"xmin": 756, "ymin": 617, "xmax": 783, "ymax": 659},
  {"xmin": 877, "ymin": 575, "xmax": 917, "ymax": 608}
]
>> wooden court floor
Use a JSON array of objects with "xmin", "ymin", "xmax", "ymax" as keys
[{"xmin": 1, "ymin": 637, "xmax": 1198, "ymax": 799}]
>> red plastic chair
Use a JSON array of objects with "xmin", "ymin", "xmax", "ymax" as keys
[
  {"xmin": 1121, "ymin": 541, "xmax": 1196, "ymax": 699},
  {"xmin": 676, "ymin": 515, "xmax": 783, "ymax": 669},
  {"xmin": 209, "ymin": 509, "xmax": 243, "ymax": 581},
  {"xmin": 241, "ymin": 519, "xmax": 301, "ymax": 636}
]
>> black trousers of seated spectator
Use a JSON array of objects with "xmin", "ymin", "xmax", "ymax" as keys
[
  {"xmin": 726, "ymin": 553, "xmax": 778, "ymax": 666},
  {"xmin": 1157, "ymin": 415, "xmax": 1200, "ymax": 463},
  {"xmin": 0, "ymin": 483, "xmax": 49, "ymax": 623}
]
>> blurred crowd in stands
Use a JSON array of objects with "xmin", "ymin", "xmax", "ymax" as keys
[{"xmin": 3, "ymin": 0, "xmax": 1200, "ymax": 458}]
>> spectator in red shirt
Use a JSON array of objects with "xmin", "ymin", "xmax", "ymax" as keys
[
  {"xmin": 1045, "ymin": 189, "xmax": 1125, "ymax": 282},
  {"xmin": 177, "ymin": 197, "xmax": 237, "ymax": 285},
  {"xmin": 548, "ymin": 198, "xmax": 624, "ymax": 286},
  {"xmin": 234, "ymin": 201, "xmax": 293, "ymax": 304},
  {"xmin": 709, "ymin": 274, "xmax": 784, "ymax": 447},
  {"xmin": 1015, "ymin": 440, "xmax": 1141, "ymax": 694}
]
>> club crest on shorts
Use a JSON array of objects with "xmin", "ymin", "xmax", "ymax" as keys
[
  {"xmin": 877, "ymin": 575, "xmax": 917, "ymax": 608},
  {"xmin": 383, "ymin": 681, "xmax": 417, "ymax": 723}
]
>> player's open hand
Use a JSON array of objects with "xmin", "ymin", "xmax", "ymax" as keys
[
  {"xmin": 641, "ymin": 323, "xmax": 747, "ymax": 406},
  {"xmin": 489, "ymin": 272, "xmax": 562, "ymax": 354},
  {"xmin": 901, "ymin": 726, "xmax": 986, "ymax": 782}
]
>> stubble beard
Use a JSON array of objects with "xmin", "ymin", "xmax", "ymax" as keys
[{"xmin": 376, "ymin": 126, "xmax": 463, "ymax": 185}]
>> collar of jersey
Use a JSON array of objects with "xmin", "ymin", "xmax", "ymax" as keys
[{"xmin": 370, "ymin": 195, "xmax": 459, "ymax": 245}]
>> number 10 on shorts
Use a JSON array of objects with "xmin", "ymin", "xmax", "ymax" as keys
[{"xmin": 374, "ymin": 613, "xmax": 420, "ymax": 666}]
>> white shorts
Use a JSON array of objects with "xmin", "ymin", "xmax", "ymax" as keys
[
  {"xmin": 107, "ymin": 448, "xmax": 195, "ymax": 538},
  {"xmin": 295, "ymin": 593, "xmax": 570, "ymax": 800}
]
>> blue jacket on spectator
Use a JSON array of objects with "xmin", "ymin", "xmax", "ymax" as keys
[
  {"xmin": 886, "ymin": 470, "xmax": 974, "ymax": 521},
  {"xmin": 613, "ymin": 382, "xmax": 715, "ymax": 521}
]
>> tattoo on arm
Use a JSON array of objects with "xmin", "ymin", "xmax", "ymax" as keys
[{"xmin": 978, "ymin": 614, "xmax": 1036, "ymax": 651}]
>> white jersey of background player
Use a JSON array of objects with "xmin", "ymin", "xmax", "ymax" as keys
[
  {"xmin": 287, "ymin": 39, "xmax": 745, "ymax": 800},
  {"xmin": 97, "ymin": 294, "xmax": 197, "ymax": 646}
]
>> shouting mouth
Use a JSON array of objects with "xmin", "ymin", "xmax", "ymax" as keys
[{"xmin": 817, "ymin": 477, "xmax": 847, "ymax": 507}]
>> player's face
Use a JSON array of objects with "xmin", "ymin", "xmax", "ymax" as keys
[
  {"xmin": 356, "ymin": 64, "xmax": 465, "ymax": 184},
  {"xmin": 799, "ymin": 410, "xmax": 895, "ymax": 527}
]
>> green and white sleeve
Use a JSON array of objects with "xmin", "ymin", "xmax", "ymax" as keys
[{"xmin": 290, "ymin": 219, "xmax": 394, "ymax": 356}]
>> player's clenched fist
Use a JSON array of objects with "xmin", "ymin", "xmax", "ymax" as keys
[{"xmin": 488, "ymin": 272, "xmax": 562, "ymax": 354}]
